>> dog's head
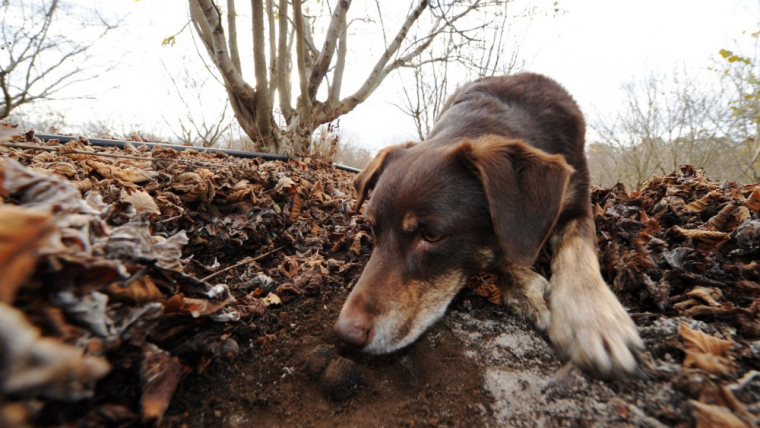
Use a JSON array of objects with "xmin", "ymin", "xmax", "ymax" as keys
[{"xmin": 334, "ymin": 135, "xmax": 572, "ymax": 354}]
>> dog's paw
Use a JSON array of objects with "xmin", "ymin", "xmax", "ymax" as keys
[
  {"xmin": 502, "ymin": 271, "xmax": 552, "ymax": 332},
  {"xmin": 548, "ymin": 284, "xmax": 644, "ymax": 379}
]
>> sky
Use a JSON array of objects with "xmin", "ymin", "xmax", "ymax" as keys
[{"xmin": 7, "ymin": 0, "xmax": 760, "ymax": 154}]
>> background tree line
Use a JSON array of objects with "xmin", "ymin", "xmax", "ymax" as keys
[{"xmin": 588, "ymin": 32, "xmax": 760, "ymax": 189}]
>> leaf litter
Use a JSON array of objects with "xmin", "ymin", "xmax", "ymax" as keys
[{"xmin": 0, "ymin": 133, "xmax": 758, "ymax": 427}]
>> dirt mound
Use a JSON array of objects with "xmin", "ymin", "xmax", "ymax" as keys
[{"xmin": 0, "ymin": 134, "xmax": 758, "ymax": 427}]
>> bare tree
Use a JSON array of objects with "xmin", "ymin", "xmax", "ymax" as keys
[
  {"xmin": 589, "ymin": 66, "xmax": 753, "ymax": 190},
  {"xmin": 395, "ymin": 0, "xmax": 537, "ymax": 140},
  {"xmin": 0, "ymin": 0, "xmax": 120, "ymax": 120},
  {"xmin": 161, "ymin": 57, "xmax": 234, "ymax": 148},
  {"xmin": 187, "ymin": 0, "xmax": 485, "ymax": 154},
  {"xmin": 716, "ymin": 34, "xmax": 760, "ymax": 183}
]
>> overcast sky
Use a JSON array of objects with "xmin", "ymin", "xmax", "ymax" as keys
[{"xmin": 14, "ymin": 0, "xmax": 760, "ymax": 153}]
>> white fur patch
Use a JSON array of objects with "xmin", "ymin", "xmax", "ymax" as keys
[{"xmin": 363, "ymin": 272, "xmax": 465, "ymax": 354}]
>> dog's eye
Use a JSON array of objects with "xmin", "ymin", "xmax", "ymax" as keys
[{"xmin": 421, "ymin": 230, "xmax": 444, "ymax": 243}]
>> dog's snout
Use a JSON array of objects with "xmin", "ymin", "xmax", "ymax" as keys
[{"xmin": 333, "ymin": 314, "xmax": 372, "ymax": 347}]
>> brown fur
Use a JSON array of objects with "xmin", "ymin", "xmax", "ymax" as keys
[{"xmin": 335, "ymin": 72, "xmax": 644, "ymax": 378}]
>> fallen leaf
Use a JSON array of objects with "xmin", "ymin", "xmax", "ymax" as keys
[
  {"xmin": 707, "ymin": 203, "xmax": 737, "ymax": 231},
  {"xmin": 679, "ymin": 323, "xmax": 735, "ymax": 375},
  {"xmin": 0, "ymin": 302, "xmax": 111, "ymax": 398},
  {"xmin": 672, "ymin": 226, "xmax": 729, "ymax": 251},
  {"xmin": 470, "ymin": 282, "xmax": 502, "ymax": 305},
  {"xmin": 0, "ymin": 122, "xmax": 19, "ymax": 143},
  {"xmin": 290, "ymin": 190, "xmax": 304, "ymax": 221},
  {"xmin": 689, "ymin": 400, "xmax": 750, "ymax": 428},
  {"xmin": 0, "ymin": 205, "xmax": 52, "ymax": 303},
  {"xmin": 106, "ymin": 276, "xmax": 164, "ymax": 303},
  {"xmin": 140, "ymin": 343, "xmax": 182, "ymax": 424},
  {"xmin": 87, "ymin": 160, "xmax": 157, "ymax": 183},
  {"xmin": 274, "ymin": 176, "xmax": 296, "ymax": 194},
  {"xmin": 262, "ymin": 293, "xmax": 282, "ymax": 306},
  {"xmin": 746, "ymin": 186, "xmax": 760, "ymax": 213},
  {"xmin": 121, "ymin": 189, "xmax": 160, "ymax": 215},
  {"xmin": 170, "ymin": 171, "xmax": 212, "ymax": 202}
]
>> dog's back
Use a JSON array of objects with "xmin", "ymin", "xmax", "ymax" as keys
[{"xmin": 429, "ymin": 73, "xmax": 592, "ymax": 225}]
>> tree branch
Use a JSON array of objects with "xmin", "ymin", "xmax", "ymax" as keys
[
  {"xmin": 308, "ymin": 0, "xmax": 351, "ymax": 100},
  {"xmin": 189, "ymin": 0, "xmax": 255, "ymax": 104},
  {"xmin": 333, "ymin": 0, "xmax": 430, "ymax": 119}
]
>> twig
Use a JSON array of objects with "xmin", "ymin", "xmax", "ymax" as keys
[
  {"xmin": 200, "ymin": 246, "xmax": 286, "ymax": 282},
  {"xmin": 1, "ymin": 141, "xmax": 232, "ymax": 169}
]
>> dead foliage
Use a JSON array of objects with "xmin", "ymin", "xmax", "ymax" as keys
[
  {"xmin": 591, "ymin": 165, "xmax": 759, "ymax": 427},
  {"xmin": 0, "ymin": 133, "xmax": 370, "ymax": 427}
]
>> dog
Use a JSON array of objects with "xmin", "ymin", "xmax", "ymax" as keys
[{"xmin": 333, "ymin": 72, "xmax": 644, "ymax": 378}]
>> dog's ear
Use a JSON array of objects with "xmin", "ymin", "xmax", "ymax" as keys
[
  {"xmin": 453, "ymin": 135, "xmax": 574, "ymax": 265},
  {"xmin": 353, "ymin": 142, "xmax": 415, "ymax": 210}
]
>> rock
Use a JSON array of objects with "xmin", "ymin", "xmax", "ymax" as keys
[
  {"xmin": 321, "ymin": 357, "xmax": 364, "ymax": 401},
  {"xmin": 304, "ymin": 345, "xmax": 337, "ymax": 378}
]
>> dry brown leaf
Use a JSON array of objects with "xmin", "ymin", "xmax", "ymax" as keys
[
  {"xmin": 593, "ymin": 203, "xmax": 604, "ymax": 216},
  {"xmin": 684, "ymin": 190, "xmax": 723, "ymax": 212},
  {"xmin": 274, "ymin": 176, "xmax": 296, "ymax": 194},
  {"xmin": 0, "ymin": 122, "xmax": 20, "ymax": 143},
  {"xmin": 672, "ymin": 226, "xmax": 729, "ymax": 250},
  {"xmin": 716, "ymin": 385, "xmax": 755, "ymax": 424},
  {"xmin": 162, "ymin": 288, "xmax": 233, "ymax": 318},
  {"xmin": 72, "ymin": 178, "xmax": 93, "ymax": 193},
  {"xmin": 46, "ymin": 161, "xmax": 79, "ymax": 178},
  {"xmin": 470, "ymin": 282, "xmax": 503, "ymax": 305},
  {"xmin": 689, "ymin": 400, "xmax": 750, "ymax": 428},
  {"xmin": 0, "ymin": 205, "xmax": 53, "ymax": 303},
  {"xmin": 121, "ymin": 189, "xmax": 160, "ymax": 215},
  {"xmin": 736, "ymin": 280, "xmax": 760, "ymax": 297},
  {"xmin": 708, "ymin": 203, "xmax": 737, "ymax": 231},
  {"xmin": 349, "ymin": 230, "xmax": 369, "ymax": 255},
  {"xmin": 105, "ymin": 276, "xmax": 164, "ymax": 304},
  {"xmin": 140, "ymin": 343, "xmax": 181, "ymax": 424},
  {"xmin": 679, "ymin": 323, "xmax": 735, "ymax": 375},
  {"xmin": 262, "ymin": 293, "xmax": 282, "ymax": 306},
  {"xmin": 87, "ymin": 160, "xmax": 157, "ymax": 183},
  {"xmin": 0, "ymin": 302, "xmax": 111, "ymax": 397},
  {"xmin": 683, "ymin": 305, "xmax": 731, "ymax": 317},
  {"xmin": 746, "ymin": 186, "xmax": 760, "ymax": 214},
  {"xmin": 686, "ymin": 286, "xmax": 724, "ymax": 307},
  {"xmin": 170, "ymin": 171, "xmax": 211, "ymax": 202},
  {"xmin": 290, "ymin": 191, "xmax": 304, "ymax": 221}
]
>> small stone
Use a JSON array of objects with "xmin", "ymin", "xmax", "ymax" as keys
[
  {"xmin": 221, "ymin": 337, "xmax": 239, "ymax": 360},
  {"xmin": 321, "ymin": 356, "xmax": 364, "ymax": 400},
  {"xmin": 304, "ymin": 345, "xmax": 336, "ymax": 378}
]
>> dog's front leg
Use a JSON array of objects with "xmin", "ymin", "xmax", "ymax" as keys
[
  {"xmin": 548, "ymin": 216, "xmax": 644, "ymax": 378},
  {"xmin": 500, "ymin": 266, "xmax": 552, "ymax": 331}
]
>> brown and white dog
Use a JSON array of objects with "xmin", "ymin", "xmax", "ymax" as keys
[{"xmin": 333, "ymin": 73, "xmax": 644, "ymax": 378}]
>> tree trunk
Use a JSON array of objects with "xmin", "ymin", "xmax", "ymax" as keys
[
  {"xmin": 251, "ymin": 0, "xmax": 275, "ymax": 151},
  {"xmin": 292, "ymin": 0, "xmax": 313, "ymax": 153},
  {"xmin": 266, "ymin": 0, "xmax": 277, "ymax": 112},
  {"xmin": 277, "ymin": 0, "xmax": 293, "ymax": 120}
]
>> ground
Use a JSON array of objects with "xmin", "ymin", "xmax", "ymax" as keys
[{"xmin": 0, "ymin": 133, "xmax": 758, "ymax": 428}]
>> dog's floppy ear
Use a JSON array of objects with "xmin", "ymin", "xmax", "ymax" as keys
[
  {"xmin": 353, "ymin": 142, "xmax": 415, "ymax": 210},
  {"xmin": 454, "ymin": 135, "xmax": 573, "ymax": 265}
]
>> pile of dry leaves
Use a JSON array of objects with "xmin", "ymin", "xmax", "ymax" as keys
[
  {"xmin": 0, "ymin": 130, "xmax": 758, "ymax": 427},
  {"xmin": 590, "ymin": 166, "xmax": 759, "ymax": 427},
  {"xmin": 0, "ymin": 132, "xmax": 370, "ymax": 427}
]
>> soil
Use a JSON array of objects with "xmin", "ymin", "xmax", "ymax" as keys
[
  {"xmin": 165, "ymin": 284, "xmax": 495, "ymax": 428},
  {"xmin": 163, "ymin": 284, "xmax": 690, "ymax": 428}
]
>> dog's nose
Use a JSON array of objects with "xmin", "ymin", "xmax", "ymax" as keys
[{"xmin": 333, "ymin": 315, "xmax": 371, "ymax": 347}]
